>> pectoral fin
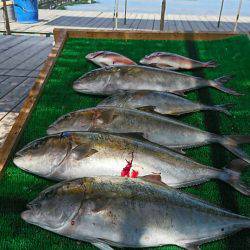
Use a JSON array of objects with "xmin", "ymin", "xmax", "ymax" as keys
[
  {"xmin": 156, "ymin": 64, "xmax": 179, "ymax": 71},
  {"xmin": 137, "ymin": 106, "xmax": 157, "ymax": 113},
  {"xmin": 71, "ymin": 144, "xmax": 98, "ymax": 160},
  {"xmin": 92, "ymin": 242, "xmax": 114, "ymax": 250},
  {"xmin": 171, "ymin": 90, "xmax": 186, "ymax": 97},
  {"xmin": 141, "ymin": 174, "xmax": 168, "ymax": 187}
]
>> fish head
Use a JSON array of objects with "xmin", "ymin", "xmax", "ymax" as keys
[
  {"xmin": 140, "ymin": 52, "xmax": 164, "ymax": 65},
  {"xmin": 21, "ymin": 179, "xmax": 85, "ymax": 230},
  {"xmin": 85, "ymin": 51, "xmax": 105, "ymax": 66},
  {"xmin": 13, "ymin": 134, "xmax": 71, "ymax": 177},
  {"xmin": 98, "ymin": 90, "xmax": 130, "ymax": 107},
  {"xmin": 47, "ymin": 109, "xmax": 98, "ymax": 135},
  {"xmin": 73, "ymin": 67, "xmax": 117, "ymax": 94}
]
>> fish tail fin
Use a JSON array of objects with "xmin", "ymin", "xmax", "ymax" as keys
[
  {"xmin": 209, "ymin": 103, "xmax": 234, "ymax": 116},
  {"xmin": 203, "ymin": 60, "xmax": 218, "ymax": 68},
  {"xmin": 220, "ymin": 159, "xmax": 250, "ymax": 196},
  {"xmin": 210, "ymin": 75, "xmax": 243, "ymax": 96},
  {"xmin": 220, "ymin": 135, "xmax": 250, "ymax": 163}
]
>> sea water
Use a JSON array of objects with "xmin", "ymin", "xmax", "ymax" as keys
[{"xmin": 65, "ymin": 0, "xmax": 250, "ymax": 16}]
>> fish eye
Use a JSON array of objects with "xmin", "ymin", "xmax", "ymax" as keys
[
  {"xmin": 32, "ymin": 142, "xmax": 40, "ymax": 149},
  {"xmin": 43, "ymin": 190, "xmax": 54, "ymax": 200},
  {"xmin": 60, "ymin": 132, "xmax": 71, "ymax": 138},
  {"xmin": 63, "ymin": 114, "xmax": 71, "ymax": 120}
]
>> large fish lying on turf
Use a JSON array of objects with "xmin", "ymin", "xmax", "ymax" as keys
[
  {"xmin": 14, "ymin": 132, "xmax": 249, "ymax": 195},
  {"xmin": 140, "ymin": 52, "xmax": 217, "ymax": 70},
  {"xmin": 98, "ymin": 90, "xmax": 233, "ymax": 116},
  {"xmin": 47, "ymin": 107, "xmax": 250, "ymax": 163},
  {"xmin": 73, "ymin": 65, "xmax": 240, "ymax": 96},
  {"xmin": 21, "ymin": 176, "xmax": 250, "ymax": 249},
  {"xmin": 86, "ymin": 51, "xmax": 136, "ymax": 67}
]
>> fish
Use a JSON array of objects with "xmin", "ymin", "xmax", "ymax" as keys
[
  {"xmin": 21, "ymin": 176, "xmax": 250, "ymax": 249},
  {"xmin": 98, "ymin": 90, "xmax": 233, "ymax": 116},
  {"xmin": 140, "ymin": 52, "xmax": 217, "ymax": 70},
  {"xmin": 13, "ymin": 132, "xmax": 249, "ymax": 195},
  {"xmin": 47, "ymin": 107, "xmax": 250, "ymax": 163},
  {"xmin": 73, "ymin": 65, "xmax": 241, "ymax": 96},
  {"xmin": 85, "ymin": 51, "xmax": 136, "ymax": 67}
]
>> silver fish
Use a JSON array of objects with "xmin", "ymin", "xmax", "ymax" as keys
[
  {"xmin": 47, "ymin": 107, "xmax": 250, "ymax": 163},
  {"xmin": 13, "ymin": 132, "xmax": 249, "ymax": 195},
  {"xmin": 86, "ymin": 51, "xmax": 136, "ymax": 67},
  {"xmin": 73, "ymin": 65, "xmax": 241, "ymax": 96},
  {"xmin": 98, "ymin": 90, "xmax": 233, "ymax": 116},
  {"xmin": 21, "ymin": 176, "xmax": 250, "ymax": 249},
  {"xmin": 140, "ymin": 52, "xmax": 217, "ymax": 70}
]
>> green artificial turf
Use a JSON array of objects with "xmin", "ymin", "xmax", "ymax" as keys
[{"xmin": 0, "ymin": 35, "xmax": 250, "ymax": 250}]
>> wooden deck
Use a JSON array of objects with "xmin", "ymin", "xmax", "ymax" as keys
[
  {"xmin": 0, "ymin": 35, "xmax": 53, "ymax": 148},
  {"xmin": 0, "ymin": 9, "xmax": 249, "ymax": 35}
]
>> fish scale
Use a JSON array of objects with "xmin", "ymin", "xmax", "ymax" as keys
[
  {"xmin": 21, "ymin": 177, "xmax": 250, "ymax": 250},
  {"xmin": 14, "ymin": 132, "xmax": 249, "ymax": 195},
  {"xmin": 47, "ymin": 107, "xmax": 250, "ymax": 166},
  {"xmin": 73, "ymin": 65, "xmax": 241, "ymax": 96},
  {"xmin": 98, "ymin": 90, "xmax": 233, "ymax": 116}
]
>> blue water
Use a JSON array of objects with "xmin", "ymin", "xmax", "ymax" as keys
[{"xmin": 66, "ymin": 0, "xmax": 250, "ymax": 16}]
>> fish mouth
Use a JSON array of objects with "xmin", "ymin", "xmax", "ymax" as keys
[
  {"xmin": 139, "ymin": 59, "xmax": 146, "ymax": 64},
  {"xmin": 13, "ymin": 155, "xmax": 23, "ymax": 167},
  {"xmin": 47, "ymin": 124, "xmax": 58, "ymax": 135},
  {"xmin": 13, "ymin": 150, "xmax": 27, "ymax": 169},
  {"xmin": 21, "ymin": 202, "xmax": 39, "ymax": 224},
  {"xmin": 73, "ymin": 84, "xmax": 93, "ymax": 94},
  {"xmin": 21, "ymin": 210, "xmax": 34, "ymax": 222},
  {"xmin": 72, "ymin": 83, "xmax": 83, "ymax": 92},
  {"xmin": 14, "ymin": 149, "xmax": 23, "ymax": 157}
]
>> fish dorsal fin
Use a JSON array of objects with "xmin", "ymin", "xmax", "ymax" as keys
[
  {"xmin": 141, "ymin": 174, "xmax": 167, "ymax": 187},
  {"xmin": 126, "ymin": 67, "xmax": 142, "ymax": 76},
  {"xmin": 96, "ymin": 110, "xmax": 119, "ymax": 125},
  {"xmin": 71, "ymin": 144, "xmax": 98, "ymax": 160}
]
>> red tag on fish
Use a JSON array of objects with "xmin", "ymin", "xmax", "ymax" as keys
[
  {"xmin": 121, "ymin": 164, "xmax": 132, "ymax": 177},
  {"xmin": 131, "ymin": 170, "xmax": 139, "ymax": 178},
  {"xmin": 121, "ymin": 152, "xmax": 139, "ymax": 178}
]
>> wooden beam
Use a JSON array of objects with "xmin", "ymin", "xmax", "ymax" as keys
[
  {"xmin": 2, "ymin": 0, "xmax": 11, "ymax": 35},
  {"xmin": 160, "ymin": 0, "xmax": 166, "ymax": 31},
  {"xmin": 54, "ymin": 28, "xmax": 240, "ymax": 43},
  {"xmin": 114, "ymin": 0, "xmax": 119, "ymax": 29},
  {"xmin": 124, "ymin": 0, "xmax": 127, "ymax": 25},
  {"xmin": 0, "ymin": 31, "xmax": 67, "ymax": 173},
  {"xmin": 234, "ymin": 0, "xmax": 243, "ymax": 32},
  {"xmin": 217, "ymin": 0, "xmax": 224, "ymax": 28}
]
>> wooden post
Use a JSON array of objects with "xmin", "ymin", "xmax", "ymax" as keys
[
  {"xmin": 114, "ymin": 0, "xmax": 119, "ymax": 29},
  {"xmin": 160, "ymin": 0, "xmax": 166, "ymax": 31},
  {"xmin": 124, "ymin": 0, "xmax": 127, "ymax": 25},
  {"xmin": 217, "ymin": 0, "xmax": 224, "ymax": 28},
  {"xmin": 2, "ymin": 0, "xmax": 11, "ymax": 35},
  {"xmin": 234, "ymin": 0, "xmax": 243, "ymax": 32}
]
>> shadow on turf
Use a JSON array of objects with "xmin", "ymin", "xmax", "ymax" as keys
[{"xmin": 184, "ymin": 36, "xmax": 249, "ymax": 249}]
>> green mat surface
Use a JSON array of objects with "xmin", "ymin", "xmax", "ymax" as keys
[{"xmin": 0, "ymin": 35, "xmax": 250, "ymax": 250}]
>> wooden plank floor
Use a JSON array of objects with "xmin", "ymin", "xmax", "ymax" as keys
[
  {"xmin": 0, "ymin": 9, "xmax": 249, "ymax": 34},
  {"xmin": 0, "ymin": 35, "xmax": 53, "ymax": 148}
]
